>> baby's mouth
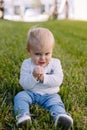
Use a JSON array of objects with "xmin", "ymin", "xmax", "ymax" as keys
[{"xmin": 39, "ymin": 61, "xmax": 46, "ymax": 66}]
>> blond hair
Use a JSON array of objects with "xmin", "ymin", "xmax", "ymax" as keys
[{"xmin": 26, "ymin": 27, "xmax": 55, "ymax": 51}]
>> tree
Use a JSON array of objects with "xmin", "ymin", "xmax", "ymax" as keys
[
  {"xmin": 0, "ymin": 0, "xmax": 4, "ymax": 19},
  {"xmin": 52, "ymin": 0, "xmax": 58, "ymax": 19}
]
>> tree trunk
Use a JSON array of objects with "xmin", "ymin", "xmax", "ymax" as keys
[
  {"xmin": 65, "ymin": 1, "xmax": 69, "ymax": 19},
  {"xmin": 0, "ymin": 0, "xmax": 4, "ymax": 19},
  {"xmin": 52, "ymin": 0, "xmax": 58, "ymax": 19}
]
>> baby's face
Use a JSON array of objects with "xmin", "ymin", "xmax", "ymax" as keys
[{"xmin": 29, "ymin": 42, "xmax": 54, "ymax": 67}]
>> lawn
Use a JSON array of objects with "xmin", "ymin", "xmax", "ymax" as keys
[{"xmin": 0, "ymin": 19, "xmax": 87, "ymax": 130}]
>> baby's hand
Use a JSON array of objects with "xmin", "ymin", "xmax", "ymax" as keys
[{"xmin": 33, "ymin": 66, "xmax": 44, "ymax": 81}]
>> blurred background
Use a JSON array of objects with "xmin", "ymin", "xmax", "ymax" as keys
[{"xmin": 0, "ymin": 0, "xmax": 87, "ymax": 22}]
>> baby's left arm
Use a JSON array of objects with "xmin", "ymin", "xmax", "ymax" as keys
[{"xmin": 42, "ymin": 60, "xmax": 64, "ymax": 88}]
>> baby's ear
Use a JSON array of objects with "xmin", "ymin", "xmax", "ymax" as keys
[
  {"xmin": 26, "ymin": 48, "xmax": 30, "ymax": 56},
  {"xmin": 26, "ymin": 47, "xmax": 30, "ymax": 53}
]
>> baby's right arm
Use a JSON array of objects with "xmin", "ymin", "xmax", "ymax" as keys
[{"xmin": 19, "ymin": 60, "xmax": 40, "ymax": 90}]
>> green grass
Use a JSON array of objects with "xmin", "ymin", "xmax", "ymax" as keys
[{"xmin": 0, "ymin": 19, "xmax": 87, "ymax": 130}]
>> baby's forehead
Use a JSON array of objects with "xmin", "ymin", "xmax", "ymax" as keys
[
  {"xmin": 31, "ymin": 41, "xmax": 54, "ymax": 52},
  {"xmin": 31, "ymin": 40, "xmax": 54, "ymax": 48}
]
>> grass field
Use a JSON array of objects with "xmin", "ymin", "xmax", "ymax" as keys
[{"xmin": 0, "ymin": 19, "xmax": 87, "ymax": 130}]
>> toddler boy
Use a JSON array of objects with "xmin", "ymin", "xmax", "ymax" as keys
[{"xmin": 14, "ymin": 27, "xmax": 73, "ymax": 130}]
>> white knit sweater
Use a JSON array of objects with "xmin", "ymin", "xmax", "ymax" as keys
[{"xmin": 19, "ymin": 58, "xmax": 63, "ymax": 95}]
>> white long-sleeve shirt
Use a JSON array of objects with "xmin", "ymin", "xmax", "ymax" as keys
[{"xmin": 19, "ymin": 58, "xmax": 64, "ymax": 95}]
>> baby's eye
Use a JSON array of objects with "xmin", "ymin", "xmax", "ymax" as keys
[
  {"xmin": 35, "ymin": 53, "xmax": 40, "ymax": 56},
  {"xmin": 45, "ymin": 53, "xmax": 50, "ymax": 55}
]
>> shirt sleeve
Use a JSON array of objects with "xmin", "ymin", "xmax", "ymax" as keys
[
  {"xmin": 43, "ymin": 59, "xmax": 64, "ymax": 88},
  {"xmin": 19, "ymin": 60, "xmax": 39, "ymax": 90}
]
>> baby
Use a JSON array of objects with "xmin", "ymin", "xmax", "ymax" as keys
[{"xmin": 14, "ymin": 27, "xmax": 73, "ymax": 130}]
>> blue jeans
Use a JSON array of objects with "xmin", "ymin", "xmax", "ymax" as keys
[{"xmin": 14, "ymin": 91, "xmax": 67, "ymax": 121}]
